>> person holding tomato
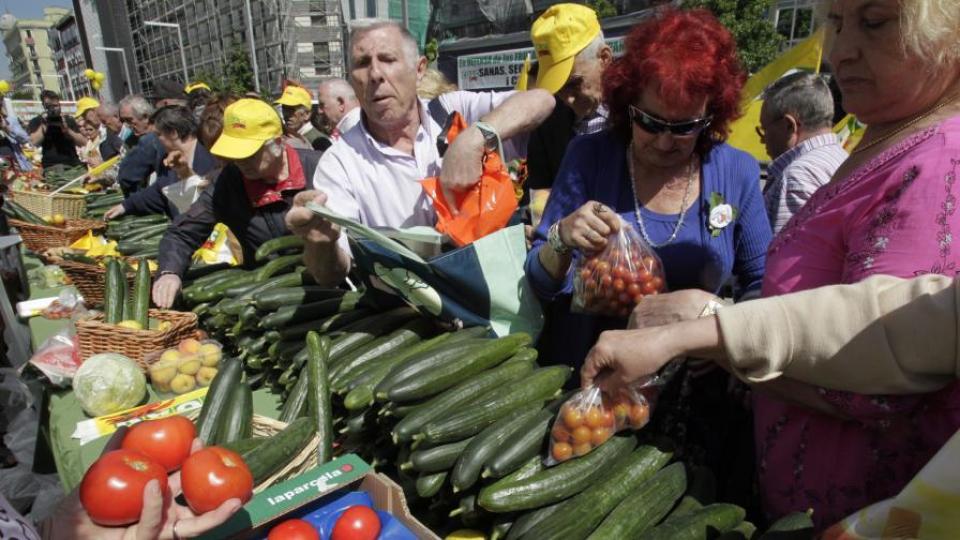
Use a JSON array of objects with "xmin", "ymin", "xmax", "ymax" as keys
[{"xmin": 525, "ymin": 8, "xmax": 771, "ymax": 512}]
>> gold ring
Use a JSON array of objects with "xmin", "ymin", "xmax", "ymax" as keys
[{"xmin": 593, "ymin": 202, "xmax": 605, "ymax": 215}]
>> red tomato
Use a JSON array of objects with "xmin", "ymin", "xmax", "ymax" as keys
[
  {"xmin": 600, "ymin": 274, "xmax": 613, "ymax": 287},
  {"xmin": 572, "ymin": 425, "xmax": 593, "ymax": 444},
  {"xmin": 642, "ymin": 280, "xmax": 659, "ymax": 294},
  {"xmin": 612, "ymin": 278, "xmax": 625, "ymax": 292},
  {"xmin": 626, "ymin": 282, "xmax": 641, "ymax": 296},
  {"xmin": 651, "ymin": 276, "xmax": 664, "ymax": 290},
  {"xmin": 584, "ymin": 407, "xmax": 604, "ymax": 428},
  {"xmin": 552, "ymin": 442, "xmax": 573, "ymax": 462},
  {"xmin": 562, "ymin": 405, "xmax": 584, "ymax": 429},
  {"xmin": 595, "ymin": 260, "xmax": 610, "ymax": 273},
  {"xmin": 268, "ymin": 519, "xmax": 320, "ymax": 540},
  {"xmin": 636, "ymin": 267, "xmax": 652, "ymax": 282},
  {"xmin": 573, "ymin": 442, "xmax": 593, "ymax": 457},
  {"xmin": 121, "ymin": 415, "xmax": 196, "ymax": 472},
  {"xmin": 551, "ymin": 422, "xmax": 572, "ymax": 443},
  {"xmin": 332, "ymin": 505, "xmax": 382, "ymax": 540},
  {"xmin": 79, "ymin": 449, "xmax": 168, "ymax": 526},
  {"xmin": 181, "ymin": 447, "xmax": 253, "ymax": 514},
  {"xmin": 590, "ymin": 427, "xmax": 612, "ymax": 446}
]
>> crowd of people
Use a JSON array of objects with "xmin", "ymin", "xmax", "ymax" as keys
[{"xmin": 2, "ymin": 0, "xmax": 960, "ymax": 537}]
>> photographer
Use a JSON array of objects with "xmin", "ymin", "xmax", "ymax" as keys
[{"xmin": 27, "ymin": 90, "xmax": 84, "ymax": 169}]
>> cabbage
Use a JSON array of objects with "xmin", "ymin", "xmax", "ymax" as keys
[{"xmin": 72, "ymin": 353, "xmax": 147, "ymax": 416}]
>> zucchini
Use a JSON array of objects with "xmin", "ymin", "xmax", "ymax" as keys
[
  {"xmin": 415, "ymin": 470, "xmax": 447, "ymax": 498},
  {"xmin": 306, "ymin": 331, "xmax": 333, "ymax": 464},
  {"xmin": 259, "ymin": 292, "xmax": 365, "ymax": 329},
  {"xmin": 254, "ymin": 286, "xmax": 345, "ymax": 311},
  {"xmin": 189, "ymin": 271, "xmax": 259, "ymax": 303},
  {"xmin": 194, "ymin": 357, "xmax": 243, "ymax": 444},
  {"xmin": 406, "ymin": 437, "xmax": 474, "ymax": 473},
  {"xmin": 374, "ymin": 328, "xmax": 491, "ymax": 400},
  {"xmin": 132, "ymin": 256, "xmax": 151, "ymax": 328},
  {"xmin": 640, "ymin": 504, "xmax": 745, "ymax": 540},
  {"xmin": 527, "ymin": 444, "xmax": 675, "ymax": 540},
  {"xmin": 242, "ymin": 417, "xmax": 316, "ymax": 485},
  {"xmin": 270, "ymin": 308, "xmax": 374, "ymax": 342},
  {"xmin": 220, "ymin": 437, "xmax": 264, "ymax": 456},
  {"xmin": 255, "ymin": 234, "xmax": 305, "ymax": 261},
  {"xmin": 343, "ymin": 385, "xmax": 375, "ymax": 411},
  {"xmin": 184, "ymin": 268, "xmax": 244, "ymax": 289},
  {"xmin": 391, "ymin": 352, "xmax": 537, "ymax": 443},
  {"xmin": 588, "ymin": 462, "xmax": 687, "ymax": 539},
  {"xmin": 329, "ymin": 318, "xmax": 435, "ymax": 389},
  {"xmin": 122, "ymin": 222, "xmax": 169, "ymax": 242},
  {"xmin": 278, "ymin": 374, "xmax": 310, "ymax": 422},
  {"xmin": 386, "ymin": 336, "xmax": 533, "ymax": 402},
  {"xmin": 418, "ymin": 366, "xmax": 571, "ymax": 445},
  {"xmin": 484, "ymin": 408, "xmax": 554, "ymax": 479},
  {"xmin": 5, "ymin": 199, "xmax": 46, "ymax": 224},
  {"xmin": 339, "ymin": 331, "xmax": 456, "ymax": 398},
  {"xmin": 104, "ymin": 258, "xmax": 124, "ymax": 323},
  {"xmin": 451, "ymin": 404, "xmax": 542, "ymax": 492},
  {"xmin": 254, "ymin": 253, "xmax": 303, "ymax": 281},
  {"xmin": 216, "ymin": 382, "xmax": 253, "ymax": 444}
]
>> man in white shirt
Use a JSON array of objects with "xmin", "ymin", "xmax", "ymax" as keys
[
  {"xmin": 286, "ymin": 19, "xmax": 555, "ymax": 286},
  {"xmin": 316, "ymin": 78, "xmax": 361, "ymax": 137}
]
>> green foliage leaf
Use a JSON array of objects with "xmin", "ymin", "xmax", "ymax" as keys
[{"xmin": 682, "ymin": 0, "xmax": 785, "ymax": 73}]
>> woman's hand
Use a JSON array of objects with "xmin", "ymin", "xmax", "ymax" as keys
[
  {"xmin": 163, "ymin": 151, "xmax": 194, "ymax": 181},
  {"xmin": 581, "ymin": 327, "xmax": 681, "ymax": 393},
  {"xmin": 558, "ymin": 201, "xmax": 621, "ymax": 253},
  {"xmin": 628, "ymin": 289, "xmax": 717, "ymax": 329}
]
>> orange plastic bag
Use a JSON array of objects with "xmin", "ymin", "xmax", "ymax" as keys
[{"xmin": 420, "ymin": 112, "xmax": 519, "ymax": 247}]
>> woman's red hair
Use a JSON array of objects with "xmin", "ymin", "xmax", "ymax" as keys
[{"xmin": 603, "ymin": 8, "xmax": 746, "ymax": 154}]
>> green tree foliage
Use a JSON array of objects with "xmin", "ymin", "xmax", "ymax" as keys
[
  {"xmin": 223, "ymin": 45, "xmax": 257, "ymax": 94},
  {"xmin": 683, "ymin": 0, "xmax": 785, "ymax": 73},
  {"xmin": 586, "ymin": 0, "xmax": 619, "ymax": 19}
]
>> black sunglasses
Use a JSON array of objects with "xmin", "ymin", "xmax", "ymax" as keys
[{"xmin": 629, "ymin": 105, "xmax": 712, "ymax": 136}]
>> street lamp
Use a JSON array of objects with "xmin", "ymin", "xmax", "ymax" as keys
[
  {"xmin": 144, "ymin": 20, "xmax": 189, "ymax": 83},
  {"xmin": 95, "ymin": 46, "xmax": 133, "ymax": 95}
]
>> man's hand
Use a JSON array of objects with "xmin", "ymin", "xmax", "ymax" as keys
[
  {"xmin": 104, "ymin": 204, "xmax": 126, "ymax": 221},
  {"xmin": 581, "ymin": 327, "xmax": 682, "ymax": 394},
  {"xmin": 285, "ymin": 190, "xmax": 341, "ymax": 245},
  {"xmin": 152, "ymin": 274, "xmax": 182, "ymax": 309},
  {"xmin": 163, "ymin": 150, "xmax": 194, "ymax": 180},
  {"xmin": 438, "ymin": 126, "xmax": 485, "ymax": 210},
  {"xmin": 628, "ymin": 289, "xmax": 718, "ymax": 330}
]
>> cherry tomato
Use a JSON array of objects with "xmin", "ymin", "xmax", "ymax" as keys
[
  {"xmin": 643, "ymin": 256, "xmax": 658, "ymax": 271},
  {"xmin": 573, "ymin": 442, "xmax": 593, "ymax": 457},
  {"xmin": 612, "ymin": 278, "xmax": 625, "ymax": 292},
  {"xmin": 181, "ymin": 446, "xmax": 253, "ymax": 514},
  {"xmin": 552, "ymin": 442, "xmax": 573, "ymax": 462},
  {"xmin": 596, "ymin": 260, "xmax": 610, "ymax": 273},
  {"xmin": 579, "ymin": 268, "xmax": 592, "ymax": 281},
  {"xmin": 79, "ymin": 449, "xmax": 169, "ymax": 526},
  {"xmin": 551, "ymin": 423, "xmax": 572, "ymax": 443},
  {"xmin": 651, "ymin": 276, "xmax": 664, "ymax": 290},
  {"xmin": 121, "ymin": 415, "xmax": 196, "ymax": 472},
  {"xmin": 636, "ymin": 268, "xmax": 652, "ymax": 282},
  {"xmin": 629, "ymin": 402, "xmax": 651, "ymax": 428},
  {"xmin": 332, "ymin": 505, "xmax": 382, "ymax": 540},
  {"xmin": 627, "ymin": 282, "xmax": 641, "ymax": 296},
  {"xmin": 642, "ymin": 280, "xmax": 659, "ymax": 294},
  {"xmin": 599, "ymin": 408, "xmax": 615, "ymax": 428},
  {"xmin": 572, "ymin": 425, "xmax": 593, "ymax": 445},
  {"xmin": 584, "ymin": 407, "xmax": 604, "ymax": 428},
  {"xmin": 590, "ymin": 427, "xmax": 612, "ymax": 446},
  {"xmin": 268, "ymin": 519, "xmax": 320, "ymax": 540},
  {"xmin": 562, "ymin": 406, "xmax": 584, "ymax": 429},
  {"xmin": 600, "ymin": 274, "xmax": 613, "ymax": 287},
  {"xmin": 612, "ymin": 402, "xmax": 630, "ymax": 426}
]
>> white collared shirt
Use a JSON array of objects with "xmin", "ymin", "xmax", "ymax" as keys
[
  {"xmin": 336, "ymin": 107, "xmax": 361, "ymax": 135},
  {"xmin": 313, "ymin": 90, "xmax": 520, "ymax": 254}
]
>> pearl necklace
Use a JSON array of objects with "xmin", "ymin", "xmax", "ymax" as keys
[{"xmin": 626, "ymin": 142, "xmax": 697, "ymax": 248}]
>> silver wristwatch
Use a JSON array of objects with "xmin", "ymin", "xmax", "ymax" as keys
[{"xmin": 548, "ymin": 222, "xmax": 570, "ymax": 255}]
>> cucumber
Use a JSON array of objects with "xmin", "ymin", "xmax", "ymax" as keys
[
  {"xmin": 219, "ymin": 437, "xmax": 264, "ymax": 456},
  {"xmin": 588, "ymin": 462, "xmax": 687, "ymax": 539},
  {"xmin": 329, "ymin": 318, "xmax": 435, "ymax": 389},
  {"xmin": 407, "ymin": 437, "xmax": 474, "ymax": 473},
  {"xmin": 216, "ymin": 382, "xmax": 253, "ymax": 444},
  {"xmin": 343, "ymin": 386, "xmax": 375, "ymax": 411},
  {"xmin": 184, "ymin": 268, "xmax": 244, "ymax": 289},
  {"xmin": 758, "ymin": 510, "xmax": 814, "ymax": 539},
  {"xmin": 339, "ymin": 331, "xmax": 456, "ymax": 398},
  {"xmin": 255, "ymin": 234, "xmax": 305, "ymax": 261},
  {"xmin": 391, "ymin": 352, "xmax": 537, "ymax": 443},
  {"xmin": 506, "ymin": 500, "xmax": 566, "ymax": 540},
  {"xmin": 418, "ymin": 366, "xmax": 571, "ymax": 445},
  {"xmin": 122, "ymin": 222, "xmax": 169, "ymax": 242},
  {"xmin": 374, "ymin": 327, "xmax": 491, "ymax": 399},
  {"xmin": 254, "ymin": 253, "xmax": 303, "ymax": 281},
  {"xmin": 5, "ymin": 199, "xmax": 46, "ymax": 224},
  {"xmin": 415, "ymin": 471, "xmax": 447, "ymax": 498},
  {"xmin": 640, "ymin": 504, "xmax": 745, "ymax": 540},
  {"xmin": 451, "ymin": 404, "xmax": 542, "ymax": 492},
  {"xmin": 194, "ymin": 357, "xmax": 243, "ymax": 444},
  {"xmin": 132, "ymin": 257, "xmax": 151, "ymax": 328},
  {"xmin": 386, "ymin": 336, "xmax": 533, "ymax": 402},
  {"xmin": 527, "ymin": 444, "xmax": 675, "ymax": 540},
  {"xmin": 478, "ymin": 434, "xmax": 636, "ymax": 513},
  {"xmin": 278, "ymin": 370, "xmax": 310, "ymax": 423},
  {"xmin": 259, "ymin": 292, "xmax": 365, "ymax": 329},
  {"xmin": 306, "ymin": 331, "xmax": 333, "ymax": 464},
  {"xmin": 242, "ymin": 417, "xmax": 316, "ymax": 485},
  {"xmin": 223, "ymin": 269, "xmax": 304, "ymax": 299},
  {"xmin": 189, "ymin": 272, "xmax": 259, "ymax": 303},
  {"xmin": 104, "ymin": 258, "xmax": 124, "ymax": 323},
  {"xmin": 254, "ymin": 286, "xmax": 345, "ymax": 311},
  {"xmin": 270, "ymin": 308, "xmax": 374, "ymax": 342},
  {"xmin": 484, "ymin": 410, "xmax": 553, "ymax": 479}
]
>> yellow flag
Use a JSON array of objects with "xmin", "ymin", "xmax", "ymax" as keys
[
  {"xmin": 727, "ymin": 29, "xmax": 826, "ymax": 161},
  {"xmin": 515, "ymin": 54, "xmax": 531, "ymax": 91},
  {"xmin": 834, "ymin": 113, "xmax": 867, "ymax": 152}
]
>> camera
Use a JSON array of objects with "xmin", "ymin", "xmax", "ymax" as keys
[{"xmin": 44, "ymin": 104, "xmax": 62, "ymax": 122}]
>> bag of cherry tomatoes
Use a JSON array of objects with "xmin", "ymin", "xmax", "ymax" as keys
[
  {"xmin": 572, "ymin": 218, "xmax": 667, "ymax": 317},
  {"xmin": 546, "ymin": 364, "xmax": 679, "ymax": 465}
]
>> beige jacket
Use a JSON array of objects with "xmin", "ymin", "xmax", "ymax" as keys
[{"xmin": 716, "ymin": 274, "xmax": 959, "ymax": 395}]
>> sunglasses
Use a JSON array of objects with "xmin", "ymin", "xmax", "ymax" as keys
[{"xmin": 629, "ymin": 105, "xmax": 712, "ymax": 136}]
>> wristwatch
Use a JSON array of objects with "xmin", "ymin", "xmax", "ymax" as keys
[
  {"xmin": 475, "ymin": 121, "xmax": 502, "ymax": 153},
  {"xmin": 548, "ymin": 222, "xmax": 570, "ymax": 255},
  {"xmin": 698, "ymin": 298, "xmax": 728, "ymax": 318}
]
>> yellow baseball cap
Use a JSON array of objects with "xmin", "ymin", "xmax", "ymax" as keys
[
  {"xmin": 74, "ymin": 96, "xmax": 100, "ymax": 118},
  {"xmin": 185, "ymin": 81, "xmax": 211, "ymax": 94},
  {"xmin": 530, "ymin": 4, "xmax": 601, "ymax": 94},
  {"xmin": 274, "ymin": 85, "xmax": 312, "ymax": 109},
  {"xmin": 211, "ymin": 99, "xmax": 283, "ymax": 160}
]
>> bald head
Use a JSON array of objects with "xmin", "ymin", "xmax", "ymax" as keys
[{"xmin": 316, "ymin": 78, "xmax": 359, "ymax": 132}]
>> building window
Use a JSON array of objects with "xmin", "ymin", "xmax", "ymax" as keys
[
  {"xmin": 365, "ymin": 0, "xmax": 376, "ymax": 17},
  {"xmin": 314, "ymin": 42, "xmax": 330, "ymax": 68}
]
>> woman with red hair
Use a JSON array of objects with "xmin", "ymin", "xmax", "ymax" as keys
[{"xmin": 525, "ymin": 7, "xmax": 771, "ymax": 501}]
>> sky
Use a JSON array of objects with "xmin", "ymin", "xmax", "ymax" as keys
[{"xmin": 0, "ymin": 0, "xmax": 74, "ymax": 80}]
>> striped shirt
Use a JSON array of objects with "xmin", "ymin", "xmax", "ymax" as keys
[
  {"xmin": 763, "ymin": 133, "xmax": 848, "ymax": 234},
  {"xmin": 573, "ymin": 104, "xmax": 609, "ymax": 136}
]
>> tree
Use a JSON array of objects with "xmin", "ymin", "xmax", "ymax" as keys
[
  {"xmin": 586, "ymin": 0, "xmax": 619, "ymax": 19},
  {"xmin": 223, "ymin": 45, "xmax": 256, "ymax": 95},
  {"xmin": 683, "ymin": 0, "xmax": 784, "ymax": 73},
  {"xmin": 11, "ymin": 89, "xmax": 34, "ymax": 100}
]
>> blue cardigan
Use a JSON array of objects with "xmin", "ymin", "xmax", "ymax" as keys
[
  {"xmin": 121, "ymin": 142, "xmax": 218, "ymax": 218},
  {"xmin": 526, "ymin": 131, "xmax": 772, "ymax": 373}
]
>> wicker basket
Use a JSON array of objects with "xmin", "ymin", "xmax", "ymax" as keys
[
  {"xmin": 77, "ymin": 309, "xmax": 198, "ymax": 369},
  {"xmin": 42, "ymin": 256, "xmax": 124, "ymax": 307},
  {"xmin": 11, "ymin": 189, "xmax": 86, "ymax": 219},
  {"xmin": 10, "ymin": 218, "xmax": 106, "ymax": 252}
]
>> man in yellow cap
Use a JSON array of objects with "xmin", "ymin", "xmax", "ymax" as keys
[
  {"xmin": 274, "ymin": 83, "xmax": 331, "ymax": 152},
  {"xmin": 152, "ymin": 98, "xmax": 324, "ymax": 307},
  {"xmin": 185, "ymin": 81, "xmax": 213, "ymax": 120}
]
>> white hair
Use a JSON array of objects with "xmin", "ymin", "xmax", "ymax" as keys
[
  {"xmin": 348, "ymin": 18, "xmax": 420, "ymax": 68},
  {"xmin": 576, "ymin": 32, "xmax": 607, "ymax": 62},
  {"xmin": 119, "ymin": 95, "xmax": 154, "ymax": 119}
]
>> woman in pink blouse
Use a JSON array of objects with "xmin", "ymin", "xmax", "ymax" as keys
[{"xmin": 581, "ymin": 0, "xmax": 960, "ymax": 530}]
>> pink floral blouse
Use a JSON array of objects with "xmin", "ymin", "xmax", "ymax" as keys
[{"xmin": 757, "ymin": 115, "xmax": 960, "ymax": 530}]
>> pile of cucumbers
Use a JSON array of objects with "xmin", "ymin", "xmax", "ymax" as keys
[
  {"xmin": 102, "ymin": 256, "xmax": 152, "ymax": 328},
  {"xmin": 104, "ymin": 213, "xmax": 171, "ymax": 258},
  {"xmin": 2, "ymin": 198, "xmax": 47, "ymax": 225},
  {"xmin": 84, "ymin": 190, "xmax": 124, "ymax": 219}
]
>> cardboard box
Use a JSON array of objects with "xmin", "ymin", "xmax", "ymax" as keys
[{"xmin": 198, "ymin": 453, "xmax": 440, "ymax": 540}]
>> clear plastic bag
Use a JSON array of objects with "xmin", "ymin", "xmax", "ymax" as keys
[
  {"xmin": 27, "ymin": 329, "xmax": 81, "ymax": 387},
  {"xmin": 546, "ymin": 362, "xmax": 679, "ymax": 465},
  {"xmin": 571, "ymin": 219, "xmax": 667, "ymax": 317}
]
